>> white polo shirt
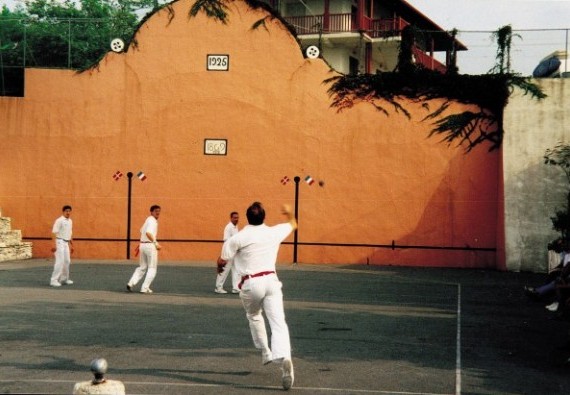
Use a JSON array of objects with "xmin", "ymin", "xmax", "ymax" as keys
[
  {"xmin": 52, "ymin": 216, "xmax": 73, "ymax": 241},
  {"xmin": 140, "ymin": 216, "xmax": 158, "ymax": 242},
  {"xmin": 223, "ymin": 221, "xmax": 238, "ymax": 241},
  {"xmin": 221, "ymin": 223, "xmax": 293, "ymax": 276}
]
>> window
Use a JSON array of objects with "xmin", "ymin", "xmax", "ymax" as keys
[{"xmin": 0, "ymin": 67, "xmax": 24, "ymax": 97}]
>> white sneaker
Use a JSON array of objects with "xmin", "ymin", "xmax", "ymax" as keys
[
  {"xmin": 214, "ymin": 288, "xmax": 228, "ymax": 294},
  {"xmin": 262, "ymin": 350, "xmax": 273, "ymax": 365},
  {"xmin": 140, "ymin": 289, "xmax": 153, "ymax": 294},
  {"xmin": 50, "ymin": 281, "xmax": 62, "ymax": 287},
  {"xmin": 546, "ymin": 302, "xmax": 559, "ymax": 311},
  {"xmin": 63, "ymin": 280, "xmax": 74, "ymax": 285},
  {"xmin": 232, "ymin": 289, "xmax": 240, "ymax": 294},
  {"xmin": 281, "ymin": 359, "xmax": 294, "ymax": 390}
]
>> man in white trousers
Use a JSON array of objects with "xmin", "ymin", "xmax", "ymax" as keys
[
  {"xmin": 217, "ymin": 202, "xmax": 297, "ymax": 390},
  {"xmin": 127, "ymin": 205, "xmax": 161, "ymax": 294},
  {"xmin": 215, "ymin": 211, "xmax": 240, "ymax": 294},
  {"xmin": 50, "ymin": 205, "xmax": 74, "ymax": 287}
]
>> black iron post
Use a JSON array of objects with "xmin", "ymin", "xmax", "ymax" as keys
[
  {"xmin": 293, "ymin": 176, "xmax": 300, "ymax": 263},
  {"xmin": 126, "ymin": 172, "xmax": 133, "ymax": 259}
]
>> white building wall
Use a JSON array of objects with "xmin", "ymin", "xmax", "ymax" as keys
[{"xmin": 503, "ymin": 78, "xmax": 570, "ymax": 272}]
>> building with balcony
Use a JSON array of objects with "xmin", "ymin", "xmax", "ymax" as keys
[{"xmin": 265, "ymin": 0, "xmax": 466, "ymax": 74}]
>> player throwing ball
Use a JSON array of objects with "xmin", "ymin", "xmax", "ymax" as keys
[{"xmin": 217, "ymin": 202, "xmax": 297, "ymax": 390}]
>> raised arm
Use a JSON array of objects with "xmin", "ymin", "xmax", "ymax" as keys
[{"xmin": 281, "ymin": 204, "xmax": 297, "ymax": 230}]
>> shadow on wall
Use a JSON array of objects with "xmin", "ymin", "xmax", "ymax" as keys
[
  {"xmin": 369, "ymin": 148, "xmax": 500, "ymax": 269},
  {"xmin": 504, "ymin": 159, "xmax": 567, "ymax": 273}
]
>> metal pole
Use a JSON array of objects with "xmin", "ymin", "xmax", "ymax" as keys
[
  {"xmin": 293, "ymin": 176, "xmax": 300, "ymax": 263},
  {"xmin": 23, "ymin": 23, "xmax": 26, "ymax": 67},
  {"xmin": 67, "ymin": 18, "xmax": 71, "ymax": 68},
  {"xmin": 564, "ymin": 29, "xmax": 568, "ymax": 72},
  {"xmin": 126, "ymin": 172, "xmax": 133, "ymax": 259}
]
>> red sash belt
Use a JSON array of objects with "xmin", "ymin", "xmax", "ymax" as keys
[{"xmin": 238, "ymin": 271, "xmax": 275, "ymax": 289}]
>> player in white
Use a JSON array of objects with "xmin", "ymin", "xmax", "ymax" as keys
[
  {"xmin": 127, "ymin": 205, "xmax": 162, "ymax": 294},
  {"xmin": 215, "ymin": 211, "xmax": 240, "ymax": 294},
  {"xmin": 217, "ymin": 202, "xmax": 297, "ymax": 390},
  {"xmin": 50, "ymin": 205, "xmax": 74, "ymax": 287}
]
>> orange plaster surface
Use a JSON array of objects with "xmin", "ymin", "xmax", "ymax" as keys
[{"xmin": 0, "ymin": 0, "xmax": 501, "ymax": 268}]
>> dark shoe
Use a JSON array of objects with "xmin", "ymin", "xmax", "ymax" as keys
[
  {"xmin": 126, "ymin": 284, "xmax": 132, "ymax": 292},
  {"xmin": 524, "ymin": 286, "xmax": 540, "ymax": 299}
]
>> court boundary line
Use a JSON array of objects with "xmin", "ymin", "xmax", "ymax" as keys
[{"xmin": 0, "ymin": 379, "xmax": 454, "ymax": 394}]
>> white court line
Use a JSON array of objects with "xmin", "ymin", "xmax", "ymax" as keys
[
  {"xmin": 0, "ymin": 379, "xmax": 453, "ymax": 394},
  {"xmin": 456, "ymin": 283, "xmax": 462, "ymax": 395}
]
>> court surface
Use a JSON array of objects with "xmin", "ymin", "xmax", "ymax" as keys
[{"xmin": 1, "ymin": 259, "xmax": 569, "ymax": 394}]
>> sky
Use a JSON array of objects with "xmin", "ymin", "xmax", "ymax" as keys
[
  {"xmin": 406, "ymin": 0, "xmax": 570, "ymax": 75},
  {"xmin": 2, "ymin": 0, "xmax": 570, "ymax": 75}
]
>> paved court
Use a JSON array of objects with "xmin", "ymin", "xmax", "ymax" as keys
[{"xmin": 1, "ymin": 259, "xmax": 569, "ymax": 394}]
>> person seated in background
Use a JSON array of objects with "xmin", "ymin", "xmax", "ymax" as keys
[{"xmin": 525, "ymin": 240, "xmax": 569, "ymax": 311}]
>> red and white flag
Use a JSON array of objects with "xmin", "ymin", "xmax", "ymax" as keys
[
  {"xmin": 304, "ymin": 175, "xmax": 315, "ymax": 185},
  {"xmin": 137, "ymin": 171, "xmax": 147, "ymax": 181},
  {"xmin": 281, "ymin": 176, "xmax": 290, "ymax": 185},
  {"xmin": 113, "ymin": 170, "xmax": 123, "ymax": 181}
]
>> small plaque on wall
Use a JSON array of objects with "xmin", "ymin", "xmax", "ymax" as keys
[
  {"xmin": 207, "ymin": 54, "xmax": 229, "ymax": 71},
  {"xmin": 204, "ymin": 139, "xmax": 227, "ymax": 155}
]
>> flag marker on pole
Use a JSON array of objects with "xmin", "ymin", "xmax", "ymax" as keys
[
  {"xmin": 113, "ymin": 170, "xmax": 123, "ymax": 181},
  {"xmin": 137, "ymin": 171, "xmax": 147, "ymax": 181}
]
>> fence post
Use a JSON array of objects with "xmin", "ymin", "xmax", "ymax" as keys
[{"xmin": 67, "ymin": 18, "xmax": 71, "ymax": 68}]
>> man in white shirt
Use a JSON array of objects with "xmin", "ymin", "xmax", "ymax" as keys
[
  {"xmin": 127, "ymin": 205, "xmax": 162, "ymax": 294},
  {"xmin": 218, "ymin": 202, "xmax": 297, "ymax": 390},
  {"xmin": 215, "ymin": 211, "xmax": 240, "ymax": 294},
  {"xmin": 50, "ymin": 205, "xmax": 74, "ymax": 287}
]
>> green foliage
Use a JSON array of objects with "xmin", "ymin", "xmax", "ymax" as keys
[
  {"xmin": 326, "ymin": 25, "xmax": 546, "ymax": 152},
  {"xmin": 488, "ymin": 25, "xmax": 521, "ymax": 74},
  {"xmin": 0, "ymin": 0, "xmax": 153, "ymax": 70},
  {"xmin": 545, "ymin": 143, "xmax": 570, "ymax": 243},
  {"xmin": 189, "ymin": 0, "xmax": 229, "ymax": 23}
]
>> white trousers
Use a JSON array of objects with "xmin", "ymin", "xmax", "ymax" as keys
[
  {"xmin": 239, "ymin": 274, "xmax": 291, "ymax": 361},
  {"xmin": 50, "ymin": 239, "xmax": 71, "ymax": 283},
  {"xmin": 128, "ymin": 243, "xmax": 158, "ymax": 291},
  {"xmin": 215, "ymin": 259, "xmax": 240, "ymax": 290}
]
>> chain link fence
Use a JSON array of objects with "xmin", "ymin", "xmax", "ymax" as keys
[
  {"xmin": 1, "ymin": 17, "xmax": 569, "ymax": 75},
  {"xmin": 0, "ymin": 17, "xmax": 124, "ymax": 70}
]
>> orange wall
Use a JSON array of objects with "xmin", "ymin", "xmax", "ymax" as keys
[{"xmin": 0, "ymin": 0, "xmax": 501, "ymax": 267}]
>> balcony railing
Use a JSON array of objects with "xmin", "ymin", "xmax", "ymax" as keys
[
  {"xmin": 284, "ymin": 14, "xmax": 410, "ymax": 37},
  {"xmin": 283, "ymin": 13, "xmax": 447, "ymax": 72}
]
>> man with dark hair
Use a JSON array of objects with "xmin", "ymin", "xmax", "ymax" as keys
[
  {"xmin": 217, "ymin": 202, "xmax": 297, "ymax": 390},
  {"xmin": 50, "ymin": 205, "xmax": 74, "ymax": 287},
  {"xmin": 215, "ymin": 211, "xmax": 240, "ymax": 294},
  {"xmin": 127, "ymin": 205, "xmax": 162, "ymax": 294}
]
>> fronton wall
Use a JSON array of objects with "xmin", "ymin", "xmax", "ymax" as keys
[{"xmin": 0, "ymin": 0, "xmax": 501, "ymax": 268}]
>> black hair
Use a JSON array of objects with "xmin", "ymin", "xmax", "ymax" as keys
[
  {"xmin": 62, "ymin": 205, "xmax": 72, "ymax": 211},
  {"xmin": 150, "ymin": 205, "xmax": 161, "ymax": 212},
  {"xmin": 246, "ymin": 202, "xmax": 265, "ymax": 225},
  {"xmin": 230, "ymin": 211, "xmax": 239, "ymax": 217}
]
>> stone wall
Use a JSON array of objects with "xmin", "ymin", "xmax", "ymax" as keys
[
  {"xmin": 0, "ymin": 214, "xmax": 32, "ymax": 262},
  {"xmin": 503, "ymin": 78, "xmax": 570, "ymax": 272}
]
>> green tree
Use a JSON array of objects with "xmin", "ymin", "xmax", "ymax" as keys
[
  {"xmin": 0, "ymin": 0, "xmax": 157, "ymax": 70},
  {"xmin": 544, "ymin": 143, "xmax": 570, "ymax": 243}
]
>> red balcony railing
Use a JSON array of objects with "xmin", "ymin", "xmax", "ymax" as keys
[
  {"xmin": 412, "ymin": 47, "xmax": 447, "ymax": 73},
  {"xmin": 283, "ymin": 14, "xmax": 447, "ymax": 72},
  {"xmin": 283, "ymin": 14, "xmax": 410, "ymax": 36}
]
